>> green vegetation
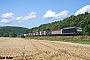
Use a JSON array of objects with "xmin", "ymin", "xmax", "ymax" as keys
[
  {"xmin": 21, "ymin": 34, "xmax": 25, "ymax": 38},
  {"xmin": 26, "ymin": 12, "xmax": 90, "ymax": 35},
  {"xmin": 3, "ymin": 33, "xmax": 9, "ymax": 37},
  {"xmin": 11, "ymin": 32, "xmax": 17, "ymax": 37},
  {"xmin": 27, "ymin": 36, "xmax": 90, "ymax": 44},
  {"xmin": 0, "ymin": 26, "xmax": 28, "ymax": 37}
]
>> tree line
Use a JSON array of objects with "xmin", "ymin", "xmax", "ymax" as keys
[
  {"xmin": 2, "ymin": 32, "xmax": 17, "ymax": 37},
  {"xmin": 0, "ymin": 26, "xmax": 28, "ymax": 37}
]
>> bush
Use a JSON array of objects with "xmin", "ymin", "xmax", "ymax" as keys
[{"xmin": 11, "ymin": 32, "xmax": 17, "ymax": 37}]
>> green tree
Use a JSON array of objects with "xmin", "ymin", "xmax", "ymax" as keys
[
  {"xmin": 3, "ymin": 33, "xmax": 9, "ymax": 37},
  {"xmin": 11, "ymin": 32, "xmax": 17, "ymax": 37}
]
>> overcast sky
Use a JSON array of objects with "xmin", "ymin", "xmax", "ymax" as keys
[{"xmin": 0, "ymin": 0, "xmax": 90, "ymax": 28}]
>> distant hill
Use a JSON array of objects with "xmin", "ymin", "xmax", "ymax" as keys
[
  {"xmin": 0, "ymin": 26, "xmax": 28, "ymax": 36},
  {"xmin": 26, "ymin": 12, "xmax": 90, "ymax": 35}
]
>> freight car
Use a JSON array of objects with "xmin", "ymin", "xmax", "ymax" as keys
[{"xmin": 51, "ymin": 29, "xmax": 61, "ymax": 36}]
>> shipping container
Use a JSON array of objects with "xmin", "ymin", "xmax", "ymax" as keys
[
  {"xmin": 40, "ymin": 31, "xmax": 46, "ymax": 35},
  {"xmin": 52, "ymin": 29, "xmax": 61, "ymax": 35},
  {"xmin": 35, "ymin": 32, "xmax": 40, "ymax": 36},
  {"xmin": 24, "ymin": 34, "xmax": 28, "ymax": 36},
  {"xmin": 32, "ymin": 33, "xmax": 36, "ymax": 36},
  {"xmin": 46, "ymin": 30, "xmax": 52, "ymax": 35}
]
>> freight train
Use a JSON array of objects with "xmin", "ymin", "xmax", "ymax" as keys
[{"xmin": 24, "ymin": 27, "xmax": 82, "ymax": 36}]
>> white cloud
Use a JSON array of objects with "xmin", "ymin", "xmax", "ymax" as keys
[
  {"xmin": 1, "ymin": 12, "xmax": 14, "ymax": 24},
  {"xmin": 15, "ymin": 16, "xmax": 23, "ymax": 21},
  {"xmin": 1, "ymin": 12, "xmax": 36, "ymax": 23},
  {"xmin": 2, "ymin": 12, "xmax": 14, "ymax": 19},
  {"xmin": 15, "ymin": 12, "xmax": 36, "ymax": 22},
  {"xmin": 75, "ymin": 5, "xmax": 90, "ymax": 16},
  {"xmin": 23, "ymin": 12, "xmax": 36, "ymax": 20},
  {"xmin": 43, "ymin": 10, "xmax": 69, "ymax": 19},
  {"xmin": 1, "ymin": 19, "xmax": 12, "ymax": 24}
]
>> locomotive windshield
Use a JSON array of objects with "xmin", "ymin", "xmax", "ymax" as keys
[
  {"xmin": 76, "ymin": 27, "xmax": 82, "ymax": 31},
  {"xmin": 76, "ymin": 27, "xmax": 81, "ymax": 29}
]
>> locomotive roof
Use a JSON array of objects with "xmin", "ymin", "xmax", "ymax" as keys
[{"xmin": 63, "ymin": 27, "xmax": 82, "ymax": 29}]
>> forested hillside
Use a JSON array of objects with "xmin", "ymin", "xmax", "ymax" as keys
[
  {"xmin": 0, "ymin": 26, "xmax": 28, "ymax": 37},
  {"xmin": 26, "ymin": 12, "xmax": 90, "ymax": 35}
]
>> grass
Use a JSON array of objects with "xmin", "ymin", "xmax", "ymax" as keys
[{"xmin": 25, "ymin": 36, "xmax": 90, "ymax": 44}]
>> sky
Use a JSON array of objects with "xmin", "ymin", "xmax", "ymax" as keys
[{"xmin": 0, "ymin": 0, "xmax": 90, "ymax": 29}]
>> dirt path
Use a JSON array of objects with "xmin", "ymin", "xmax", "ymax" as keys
[{"xmin": 0, "ymin": 37, "xmax": 90, "ymax": 60}]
